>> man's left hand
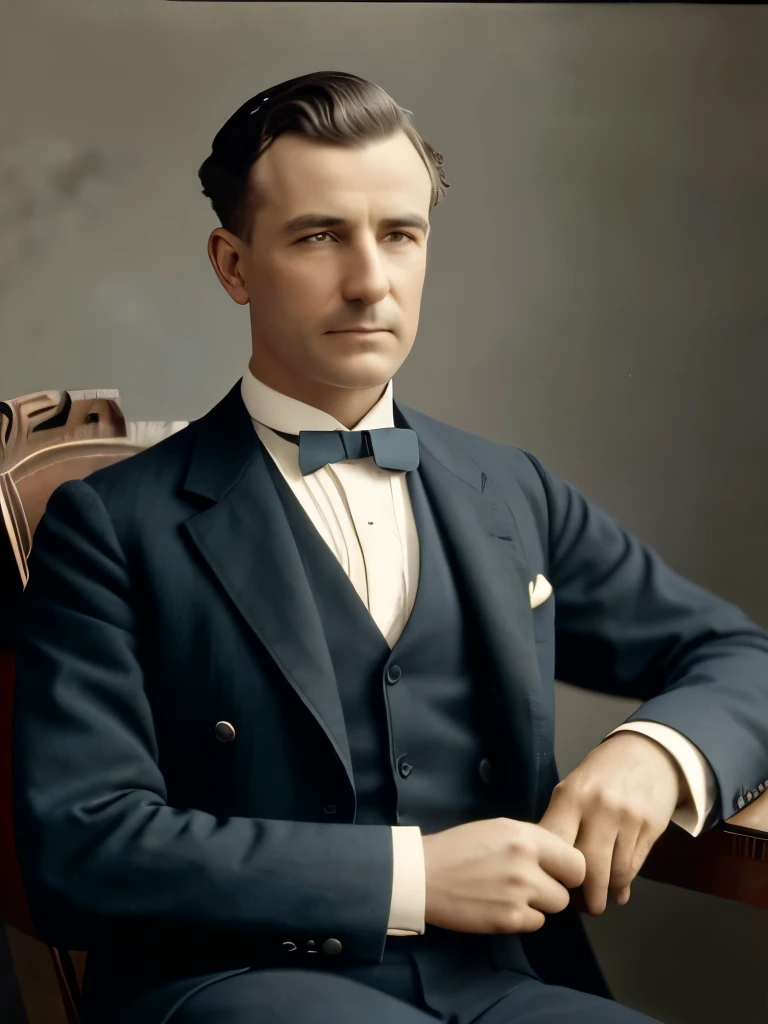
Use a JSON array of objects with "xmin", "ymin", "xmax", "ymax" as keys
[{"xmin": 538, "ymin": 731, "xmax": 684, "ymax": 915}]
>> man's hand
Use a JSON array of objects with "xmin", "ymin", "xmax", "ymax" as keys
[
  {"xmin": 422, "ymin": 817, "xmax": 586, "ymax": 935},
  {"xmin": 538, "ymin": 731, "xmax": 684, "ymax": 915}
]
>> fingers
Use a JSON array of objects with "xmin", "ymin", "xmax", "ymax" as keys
[
  {"xmin": 579, "ymin": 819, "xmax": 664, "ymax": 913},
  {"xmin": 538, "ymin": 838, "xmax": 586, "ymax": 891},
  {"xmin": 529, "ymin": 869, "xmax": 573, "ymax": 917},
  {"xmin": 609, "ymin": 820, "xmax": 665, "ymax": 905},
  {"xmin": 605, "ymin": 819, "xmax": 640, "ymax": 902},
  {"xmin": 538, "ymin": 778, "xmax": 671, "ymax": 916},
  {"xmin": 614, "ymin": 885, "xmax": 631, "ymax": 906},
  {"xmin": 576, "ymin": 819, "xmax": 618, "ymax": 916},
  {"xmin": 538, "ymin": 788, "xmax": 588, "ymax": 891},
  {"xmin": 577, "ymin": 816, "xmax": 642, "ymax": 916},
  {"xmin": 538, "ymin": 791, "xmax": 581, "ymax": 847},
  {"xmin": 512, "ymin": 907, "xmax": 547, "ymax": 934}
]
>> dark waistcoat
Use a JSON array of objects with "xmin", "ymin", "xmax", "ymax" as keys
[{"xmin": 266, "ymin": 453, "xmax": 539, "ymax": 1020}]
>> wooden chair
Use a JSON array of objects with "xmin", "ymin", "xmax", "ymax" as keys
[
  {"xmin": 1, "ymin": 387, "xmax": 767, "ymax": 1023},
  {"xmin": 639, "ymin": 797, "xmax": 768, "ymax": 903},
  {"xmin": 0, "ymin": 389, "xmax": 187, "ymax": 1024}
]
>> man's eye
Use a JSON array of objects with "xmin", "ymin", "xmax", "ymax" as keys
[{"xmin": 298, "ymin": 232, "xmax": 413, "ymax": 244}]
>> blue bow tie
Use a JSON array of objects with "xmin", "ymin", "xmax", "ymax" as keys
[{"xmin": 270, "ymin": 427, "xmax": 420, "ymax": 477}]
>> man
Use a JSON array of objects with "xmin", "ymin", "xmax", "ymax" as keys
[{"xmin": 12, "ymin": 71, "xmax": 768, "ymax": 1024}]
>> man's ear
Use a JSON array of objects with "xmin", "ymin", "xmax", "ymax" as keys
[{"xmin": 207, "ymin": 229, "xmax": 249, "ymax": 306}]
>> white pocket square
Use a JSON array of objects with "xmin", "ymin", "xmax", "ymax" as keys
[{"xmin": 529, "ymin": 573, "xmax": 553, "ymax": 609}]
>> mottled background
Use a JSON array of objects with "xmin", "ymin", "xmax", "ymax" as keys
[{"xmin": 2, "ymin": 2, "xmax": 767, "ymax": 1022}]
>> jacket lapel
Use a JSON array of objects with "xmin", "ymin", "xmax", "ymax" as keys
[
  {"xmin": 181, "ymin": 381, "xmax": 543, "ymax": 815},
  {"xmin": 182, "ymin": 381, "xmax": 355, "ymax": 787}
]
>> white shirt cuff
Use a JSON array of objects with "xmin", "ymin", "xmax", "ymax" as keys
[{"xmin": 386, "ymin": 825, "xmax": 426, "ymax": 935}]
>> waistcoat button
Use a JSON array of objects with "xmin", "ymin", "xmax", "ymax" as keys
[
  {"xmin": 322, "ymin": 938, "xmax": 343, "ymax": 955},
  {"xmin": 399, "ymin": 761, "xmax": 413, "ymax": 778},
  {"xmin": 215, "ymin": 721, "xmax": 236, "ymax": 743},
  {"xmin": 479, "ymin": 758, "xmax": 493, "ymax": 784},
  {"xmin": 386, "ymin": 664, "xmax": 402, "ymax": 685},
  {"xmin": 323, "ymin": 804, "xmax": 337, "ymax": 815}
]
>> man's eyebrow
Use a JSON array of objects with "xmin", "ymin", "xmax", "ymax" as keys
[{"xmin": 280, "ymin": 213, "xmax": 430, "ymax": 235}]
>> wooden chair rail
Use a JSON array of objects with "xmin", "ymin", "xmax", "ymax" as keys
[{"xmin": 639, "ymin": 800, "xmax": 768, "ymax": 906}]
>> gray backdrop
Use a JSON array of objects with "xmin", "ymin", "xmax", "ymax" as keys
[{"xmin": 2, "ymin": 3, "xmax": 767, "ymax": 1023}]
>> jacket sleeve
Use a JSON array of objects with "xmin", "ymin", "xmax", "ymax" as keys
[
  {"xmin": 523, "ymin": 451, "xmax": 768, "ymax": 828},
  {"xmin": 12, "ymin": 479, "xmax": 393, "ymax": 959}
]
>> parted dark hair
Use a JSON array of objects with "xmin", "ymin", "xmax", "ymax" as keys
[{"xmin": 198, "ymin": 70, "xmax": 450, "ymax": 244}]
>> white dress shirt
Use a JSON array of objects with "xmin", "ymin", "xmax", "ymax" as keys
[{"xmin": 240, "ymin": 366, "xmax": 717, "ymax": 937}]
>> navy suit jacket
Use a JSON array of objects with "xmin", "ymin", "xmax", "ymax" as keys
[{"xmin": 12, "ymin": 380, "xmax": 768, "ymax": 1023}]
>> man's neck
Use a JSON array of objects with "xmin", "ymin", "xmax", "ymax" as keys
[{"xmin": 247, "ymin": 357, "xmax": 388, "ymax": 429}]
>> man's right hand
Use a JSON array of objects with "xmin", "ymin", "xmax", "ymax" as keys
[{"xmin": 422, "ymin": 817, "xmax": 586, "ymax": 934}]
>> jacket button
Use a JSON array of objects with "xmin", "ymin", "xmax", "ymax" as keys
[
  {"xmin": 479, "ymin": 758, "xmax": 493, "ymax": 784},
  {"xmin": 215, "ymin": 721, "xmax": 236, "ymax": 743},
  {"xmin": 399, "ymin": 761, "xmax": 413, "ymax": 778},
  {"xmin": 322, "ymin": 938, "xmax": 342, "ymax": 955},
  {"xmin": 386, "ymin": 664, "xmax": 402, "ymax": 685}
]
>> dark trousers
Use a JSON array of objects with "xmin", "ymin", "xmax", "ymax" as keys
[{"xmin": 170, "ymin": 952, "xmax": 663, "ymax": 1024}]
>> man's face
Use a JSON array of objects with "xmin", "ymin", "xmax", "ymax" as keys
[{"xmin": 228, "ymin": 130, "xmax": 432, "ymax": 404}]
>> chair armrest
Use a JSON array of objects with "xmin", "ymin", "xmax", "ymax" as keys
[{"xmin": 637, "ymin": 790, "xmax": 768, "ymax": 909}]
